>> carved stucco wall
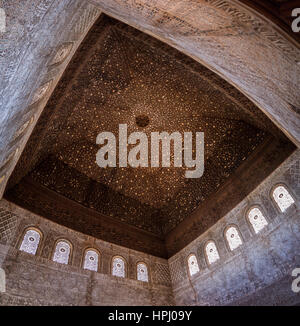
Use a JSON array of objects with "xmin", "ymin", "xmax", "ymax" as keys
[
  {"xmin": 0, "ymin": 150, "xmax": 299, "ymax": 306},
  {"xmin": 0, "ymin": 0, "xmax": 102, "ymax": 196},
  {"xmin": 169, "ymin": 149, "xmax": 300, "ymax": 306},
  {"xmin": 0, "ymin": 199, "xmax": 174, "ymax": 306}
]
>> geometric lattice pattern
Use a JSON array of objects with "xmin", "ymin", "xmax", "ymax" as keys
[
  {"xmin": 247, "ymin": 207, "xmax": 268, "ymax": 234},
  {"xmin": 19, "ymin": 229, "xmax": 41, "ymax": 255},
  {"xmin": 137, "ymin": 262, "xmax": 149, "ymax": 282},
  {"xmin": 187, "ymin": 254, "xmax": 200, "ymax": 276},
  {"xmin": 205, "ymin": 241, "xmax": 220, "ymax": 265},
  {"xmin": 272, "ymin": 185, "xmax": 295, "ymax": 213},
  {"xmin": 153, "ymin": 263, "xmax": 172, "ymax": 286},
  {"xmin": 83, "ymin": 249, "xmax": 99, "ymax": 272},
  {"xmin": 225, "ymin": 226, "xmax": 243, "ymax": 251},
  {"xmin": 169, "ymin": 258, "xmax": 187, "ymax": 285},
  {"xmin": 112, "ymin": 257, "xmax": 126, "ymax": 278},
  {"xmin": 0, "ymin": 209, "xmax": 19, "ymax": 245},
  {"xmin": 53, "ymin": 241, "xmax": 71, "ymax": 264}
]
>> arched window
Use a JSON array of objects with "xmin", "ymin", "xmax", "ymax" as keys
[
  {"xmin": 187, "ymin": 254, "xmax": 200, "ymax": 276},
  {"xmin": 247, "ymin": 207, "xmax": 268, "ymax": 234},
  {"xmin": 272, "ymin": 185, "xmax": 295, "ymax": 212},
  {"xmin": 205, "ymin": 240, "xmax": 220, "ymax": 265},
  {"xmin": 19, "ymin": 228, "xmax": 41, "ymax": 255},
  {"xmin": 53, "ymin": 240, "xmax": 71, "ymax": 265},
  {"xmin": 83, "ymin": 249, "xmax": 99, "ymax": 272},
  {"xmin": 112, "ymin": 256, "xmax": 126, "ymax": 278},
  {"xmin": 137, "ymin": 262, "xmax": 149, "ymax": 282},
  {"xmin": 225, "ymin": 226, "xmax": 243, "ymax": 251}
]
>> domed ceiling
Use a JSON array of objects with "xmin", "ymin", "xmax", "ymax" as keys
[{"xmin": 5, "ymin": 15, "xmax": 295, "ymax": 257}]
